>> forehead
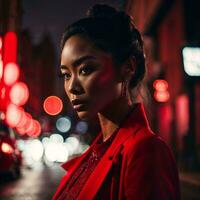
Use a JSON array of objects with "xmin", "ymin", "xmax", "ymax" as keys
[
  {"xmin": 61, "ymin": 35, "xmax": 111, "ymax": 65},
  {"xmin": 62, "ymin": 36, "xmax": 94, "ymax": 59}
]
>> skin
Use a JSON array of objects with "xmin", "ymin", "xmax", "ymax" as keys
[{"xmin": 60, "ymin": 35, "xmax": 133, "ymax": 141}]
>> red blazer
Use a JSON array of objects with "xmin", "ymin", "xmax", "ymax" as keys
[{"xmin": 53, "ymin": 104, "xmax": 180, "ymax": 200}]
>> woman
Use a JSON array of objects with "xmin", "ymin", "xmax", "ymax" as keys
[{"xmin": 53, "ymin": 4, "xmax": 180, "ymax": 200}]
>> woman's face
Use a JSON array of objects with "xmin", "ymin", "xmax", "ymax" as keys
[{"xmin": 60, "ymin": 35, "xmax": 122, "ymax": 120}]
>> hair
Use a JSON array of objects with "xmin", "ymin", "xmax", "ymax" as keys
[{"xmin": 60, "ymin": 4, "xmax": 146, "ymax": 90}]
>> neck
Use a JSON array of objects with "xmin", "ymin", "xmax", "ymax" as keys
[{"xmin": 98, "ymin": 97, "xmax": 133, "ymax": 142}]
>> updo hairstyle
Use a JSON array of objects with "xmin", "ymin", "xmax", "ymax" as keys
[{"xmin": 61, "ymin": 4, "xmax": 146, "ymax": 89}]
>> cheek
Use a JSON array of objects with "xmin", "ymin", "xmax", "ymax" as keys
[{"xmin": 87, "ymin": 69, "xmax": 119, "ymax": 99}]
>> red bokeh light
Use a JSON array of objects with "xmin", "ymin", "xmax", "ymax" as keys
[
  {"xmin": 10, "ymin": 82, "xmax": 29, "ymax": 106},
  {"xmin": 0, "ymin": 60, "xmax": 3, "ymax": 80},
  {"xmin": 0, "ymin": 36, "xmax": 2, "ymax": 50},
  {"xmin": 15, "ymin": 110, "xmax": 27, "ymax": 128},
  {"xmin": 4, "ymin": 62, "xmax": 20, "ymax": 86},
  {"xmin": 6, "ymin": 104, "xmax": 23, "ymax": 127},
  {"xmin": 26, "ymin": 120, "xmax": 41, "ymax": 137},
  {"xmin": 43, "ymin": 96, "xmax": 63, "ymax": 116},
  {"xmin": 15, "ymin": 112, "xmax": 32, "ymax": 135},
  {"xmin": 1, "ymin": 142, "xmax": 14, "ymax": 154},
  {"xmin": 153, "ymin": 79, "xmax": 168, "ymax": 91},
  {"xmin": 16, "ymin": 126, "xmax": 26, "ymax": 135},
  {"xmin": 0, "ymin": 36, "xmax": 3, "ymax": 81},
  {"xmin": 26, "ymin": 118, "xmax": 35, "ymax": 137},
  {"xmin": 153, "ymin": 79, "xmax": 170, "ymax": 102},
  {"xmin": 154, "ymin": 91, "xmax": 170, "ymax": 102},
  {"xmin": 3, "ymin": 32, "xmax": 17, "ymax": 64},
  {"xmin": 33, "ymin": 120, "xmax": 41, "ymax": 137}
]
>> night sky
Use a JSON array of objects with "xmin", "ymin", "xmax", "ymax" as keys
[{"xmin": 22, "ymin": 0, "xmax": 124, "ymax": 58}]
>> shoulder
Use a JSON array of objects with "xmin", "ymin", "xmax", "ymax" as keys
[
  {"xmin": 122, "ymin": 128, "xmax": 181, "ymax": 200},
  {"xmin": 122, "ymin": 127, "xmax": 175, "ymax": 164}
]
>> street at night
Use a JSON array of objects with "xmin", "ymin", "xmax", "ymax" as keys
[{"xmin": 0, "ymin": 164, "xmax": 65, "ymax": 200}]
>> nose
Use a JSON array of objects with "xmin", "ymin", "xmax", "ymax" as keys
[{"xmin": 67, "ymin": 76, "xmax": 83, "ymax": 95}]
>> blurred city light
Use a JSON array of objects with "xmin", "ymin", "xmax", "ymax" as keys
[
  {"xmin": 56, "ymin": 117, "xmax": 71, "ymax": 133},
  {"xmin": 153, "ymin": 79, "xmax": 170, "ymax": 102},
  {"xmin": 24, "ymin": 139, "xmax": 44, "ymax": 162},
  {"xmin": 63, "ymin": 142, "xmax": 74, "ymax": 156},
  {"xmin": 10, "ymin": 82, "xmax": 29, "ymax": 106},
  {"xmin": 44, "ymin": 142, "xmax": 59, "ymax": 162},
  {"xmin": 32, "ymin": 120, "xmax": 42, "ymax": 137},
  {"xmin": 0, "ymin": 36, "xmax": 2, "ymax": 81},
  {"xmin": 3, "ymin": 62, "xmax": 20, "ymax": 86},
  {"xmin": 182, "ymin": 47, "xmax": 200, "ymax": 76},
  {"xmin": 5, "ymin": 103, "xmax": 23, "ymax": 127},
  {"xmin": 54, "ymin": 144, "xmax": 69, "ymax": 163},
  {"xmin": 65, "ymin": 135, "xmax": 80, "ymax": 153},
  {"xmin": 0, "ymin": 60, "xmax": 3, "ymax": 80},
  {"xmin": 0, "ymin": 112, "xmax": 5, "ymax": 120},
  {"xmin": 16, "ymin": 139, "xmax": 26, "ymax": 151},
  {"xmin": 43, "ymin": 96, "xmax": 63, "ymax": 116},
  {"xmin": 75, "ymin": 121, "xmax": 88, "ymax": 134},
  {"xmin": 41, "ymin": 137, "xmax": 50, "ymax": 147},
  {"xmin": 26, "ymin": 119, "xmax": 41, "ymax": 138},
  {"xmin": 1, "ymin": 142, "xmax": 14, "ymax": 154},
  {"xmin": 15, "ymin": 112, "xmax": 32, "ymax": 135},
  {"xmin": 0, "ymin": 36, "xmax": 2, "ymax": 49},
  {"xmin": 50, "ymin": 134, "xmax": 64, "ymax": 143},
  {"xmin": 29, "ymin": 139, "xmax": 44, "ymax": 161},
  {"xmin": 3, "ymin": 32, "xmax": 17, "ymax": 64},
  {"xmin": 26, "ymin": 118, "xmax": 34, "ymax": 136},
  {"xmin": 18, "ymin": 133, "xmax": 89, "ymax": 166}
]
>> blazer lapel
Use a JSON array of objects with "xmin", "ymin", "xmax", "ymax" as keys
[
  {"xmin": 77, "ymin": 103, "xmax": 149, "ymax": 200},
  {"xmin": 53, "ymin": 132, "xmax": 102, "ymax": 200}
]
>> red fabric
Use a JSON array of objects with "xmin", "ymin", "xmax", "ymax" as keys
[
  {"xmin": 53, "ymin": 103, "xmax": 180, "ymax": 200},
  {"xmin": 57, "ymin": 131, "xmax": 117, "ymax": 200}
]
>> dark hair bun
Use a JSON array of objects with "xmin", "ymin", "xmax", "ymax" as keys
[{"xmin": 87, "ymin": 4, "xmax": 117, "ymax": 18}]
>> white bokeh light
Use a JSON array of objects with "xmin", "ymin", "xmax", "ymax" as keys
[
  {"xmin": 25, "ymin": 139, "xmax": 44, "ymax": 162},
  {"xmin": 182, "ymin": 47, "xmax": 200, "ymax": 76},
  {"xmin": 65, "ymin": 135, "xmax": 80, "ymax": 154},
  {"xmin": 56, "ymin": 117, "xmax": 71, "ymax": 133},
  {"xmin": 50, "ymin": 133, "xmax": 64, "ymax": 143}
]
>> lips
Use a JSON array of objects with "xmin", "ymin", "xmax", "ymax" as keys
[{"xmin": 71, "ymin": 99, "xmax": 87, "ymax": 111}]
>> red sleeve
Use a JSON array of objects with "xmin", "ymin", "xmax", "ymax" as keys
[{"xmin": 124, "ymin": 134, "xmax": 180, "ymax": 200}]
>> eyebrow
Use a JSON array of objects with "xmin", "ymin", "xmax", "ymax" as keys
[{"xmin": 60, "ymin": 55, "xmax": 96, "ymax": 70}]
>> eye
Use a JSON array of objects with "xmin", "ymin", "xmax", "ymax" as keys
[
  {"xmin": 59, "ymin": 72, "xmax": 71, "ymax": 80},
  {"xmin": 79, "ymin": 66, "xmax": 95, "ymax": 76},
  {"xmin": 63, "ymin": 73, "xmax": 71, "ymax": 80}
]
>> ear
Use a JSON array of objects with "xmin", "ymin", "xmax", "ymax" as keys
[{"xmin": 120, "ymin": 57, "xmax": 136, "ymax": 81}]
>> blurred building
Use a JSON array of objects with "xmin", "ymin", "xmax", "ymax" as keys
[
  {"xmin": 0, "ymin": 0, "xmax": 22, "ymax": 33},
  {"xmin": 126, "ymin": 0, "xmax": 200, "ymax": 169},
  {"xmin": 0, "ymin": 0, "xmax": 57, "ymax": 133},
  {"xmin": 20, "ymin": 31, "xmax": 56, "ymax": 117}
]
